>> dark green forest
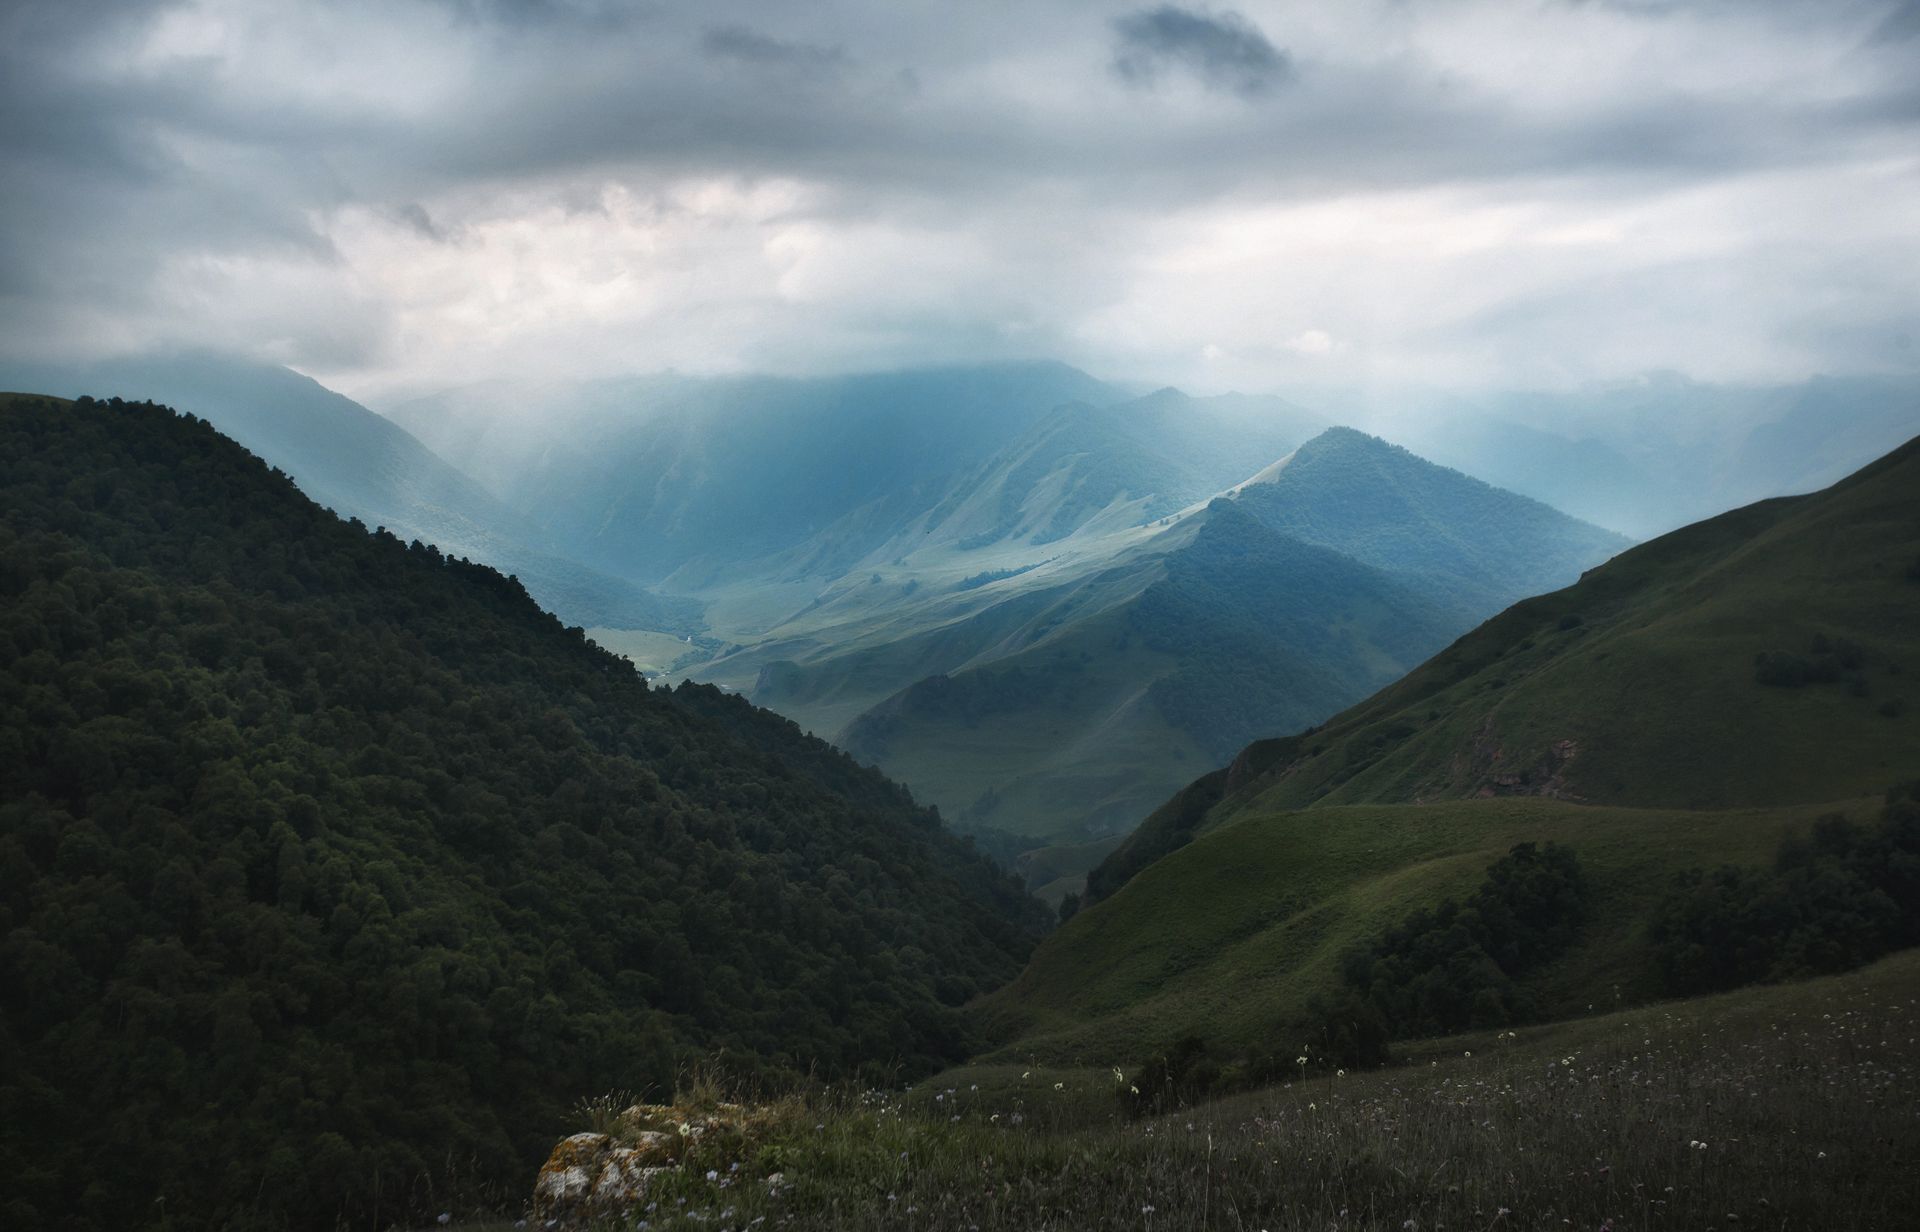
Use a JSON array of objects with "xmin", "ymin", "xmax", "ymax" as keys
[
  {"xmin": 1341, "ymin": 841, "xmax": 1589, "ymax": 1038},
  {"xmin": 1650, "ymin": 785, "xmax": 1920, "ymax": 994},
  {"xmin": 0, "ymin": 395, "xmax": 1048, "ymax": 1231}
]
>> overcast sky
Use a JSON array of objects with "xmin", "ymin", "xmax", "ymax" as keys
[{"xmin": 3, "ymin": 0, "xmax": 1917, "ymax": 398}]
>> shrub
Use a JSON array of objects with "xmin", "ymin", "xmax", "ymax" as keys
[
  {"xmin": 1648, "ymin": 787, "xmax": 1920, "ymax": 995},
  {"xmin": 1342, "ymin": 842, "xmax": 1588, "ymax": 1039}
]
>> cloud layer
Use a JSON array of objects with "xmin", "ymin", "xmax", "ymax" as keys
[{"xmin": 1, "ymin": 0, "xmax": 1916, "ymax": 396}]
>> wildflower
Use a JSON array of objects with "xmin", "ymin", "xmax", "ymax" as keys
[
  {"xmin": 706, "ymin": 1170, "xmax": 719, "ymax": 1181},
  {"xmin": 438, "ymin": 1216, "xmax": 451, "ymax": 1227},
  {"xmin": 1336, "ymin": 1069, "xmax": 1346, "ymax": 1078},
  {"xmin": 1297, "ymin": 1056, "xmax": 1309, "ymax": 1066},
  {"xmin": 1131, "ymin": 1085, "xmax": 1141, "ymax": 1095},
  {"xmin": 1142, "ymin": 1204, "xmax": 1155, "ymax": 1214},
  {"xmin": 1464, "ymin": 1050, "xmax": 1472, "ymax": 1058},
  {"xmin": 1054, "ymin": 1081, "xmax": 1065, "ymax": 1091}
]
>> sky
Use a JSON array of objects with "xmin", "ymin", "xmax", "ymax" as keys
[{"xmin": 2, "ymin": 0, "xmax": 1918, "ymax": 399}]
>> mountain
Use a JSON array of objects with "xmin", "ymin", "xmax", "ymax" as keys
[
  {"xmin": 746, "ymin": 429, "xmax": 1627, "ymax": 894},
  {"xmin": 1226, "ymin": 427, "xmax": 1631, "ymax": 616},
  {"xmin": 832, "ymin": 502, "xmax": 1464, "ymax": 850},
  {"xmin": 1192, "ymin": 429, "xmax": 1920, "ymax": 818},
  {"xmin": 382, "ymin": 361, "xmax": 1131, "ymax": 587},
  {"xmin": 0, "ymin": 353, "xmax": 697, "ymax": 632},
  {"xmin": 975, "ymin": 431, "xmax": 1920, "ymax": 1064},
  {"xmin": 1349, "ymin": 372, "xmax": 1920, "ymax": 539},
  {"xmin": 0, "ymin": 393, "xmax": 1048, "ymax": 1232}
]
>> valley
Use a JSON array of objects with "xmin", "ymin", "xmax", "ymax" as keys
[
  {"xmin": 2, "ymin": 373, "xmax": 1915, "ymax": 1232},
  {"xmin": 9, "ymin": 4, "xmax": 1920, "ymax": 1228}
]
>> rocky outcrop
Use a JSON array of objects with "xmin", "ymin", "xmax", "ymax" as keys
[
  {"xmin": 532, "ymin": 1133, "xmax": 673, "ymax": 1227},
  {"xmin": 530, "ymin": 1100, "xmax": 791, "ymax": 1228}
]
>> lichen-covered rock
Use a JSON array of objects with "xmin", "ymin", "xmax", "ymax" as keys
[
  {"xmin": 627, "ymin": 1130, "xmax": 678, "ymax": 1165},
  {"xmin": 591, "ymin": 1148, "xmax": 669, "ymax": 1207},
  {"xmin": 532, "ymin": 1099, "xmax": 798, "ymax": 1225},
  {"xmin": 532, "ymin": 1132, "xmax": 609, "ymax": 1220},
  {"xmin": 532, "ymin": 1132, "xmax": 672, "ymax": 1227}
]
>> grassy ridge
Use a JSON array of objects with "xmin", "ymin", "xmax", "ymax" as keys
[
  {"xmin": 1219, "ymin": 432, "xmax": 1920, "ymax": 816},
  {"xmin": 979, "ymin": 795, "xmax": 1873, "ymax": 1063}
]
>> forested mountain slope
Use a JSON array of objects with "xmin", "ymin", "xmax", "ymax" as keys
[{"xmin": 0, "ymin": 393, "xmax": 1047, "ymax": 1232}]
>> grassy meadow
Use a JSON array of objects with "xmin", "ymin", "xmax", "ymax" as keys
[{"xmin": 448, "ymin": 949, "xmax": 1920, "ymax": 1230}]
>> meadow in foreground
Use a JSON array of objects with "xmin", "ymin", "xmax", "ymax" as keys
[{"xmin": 471, "ymin": 949, "xmax": 1920, "ymax": 1232}]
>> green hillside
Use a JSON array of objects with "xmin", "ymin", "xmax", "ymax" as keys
[
  {"xmin": 978, "ymin": 794, "xmax": 1882, "ymax": 1064},
  {"xmin": 0, "ymin": 394, "xmax": 1048, "ymax": 1232},
  {"xmin": 1089, "ymin": 432, "xmax": 1920, "ymax": 903},
  {"xmin": 982, "ymin": 432, "xmax": 1920, "ymax": 1066},
  {"xmin": 1219, "ymin": 430, "xmax": 1920, "ymax": 816}
]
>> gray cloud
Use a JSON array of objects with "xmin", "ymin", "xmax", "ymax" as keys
[
  {"xmin": 702, "ymin": 25, "xmax": 848, "ymax": 72},
  {"xmin": 1110, "ymin": 5, "xmax": 1290, "ymax": 98},
  {"xmin": 1872, "ymin": 0, "xmax": 1920, "ymax": 41},
  {"xmin": 0, "ymin": 0, "xmax": 1915, "ymax": 394}
]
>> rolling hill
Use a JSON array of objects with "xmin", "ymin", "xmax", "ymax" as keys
[
  {"xmin": 977, "ymin": 430, "xmax": 1920, "ymax": 1065},
  {"xmin": 0, "ymin": 392, "xmax": 1048, "ymax": 1232}
]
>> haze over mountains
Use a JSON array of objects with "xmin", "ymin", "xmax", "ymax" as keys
[
  {"xmin": 1336, "ymin": 373, "xmax": 1920, "ymax": 540},
  {"xmin": 0, "ymin": 354, "xmax": 699, "ymax": 635},
  {"xmin": 10, "ymin": 349, "xmax": 1916, "ymax": 898}
]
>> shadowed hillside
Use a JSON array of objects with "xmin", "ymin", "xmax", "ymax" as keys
[{"xmin": 0, "ymin": 393, "xmax": 1048, "ymax": 1232}]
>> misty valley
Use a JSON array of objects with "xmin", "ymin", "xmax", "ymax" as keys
[
  {"xmin": 5, "ymin": 2, "xmax": 1920, "ymax": 1230},
  {"xmin": 4, "ymin": 356, "xmax": 1918, "ymax": 1232}
]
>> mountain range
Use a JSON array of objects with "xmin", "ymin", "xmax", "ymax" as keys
[
  {"xmin": 980, "ymin": 428, "xmax": 1920, "ymax": 1063},
  {"xmin": 11, "ymin": 352, "xmax": 1914, "ymax": 899}
]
